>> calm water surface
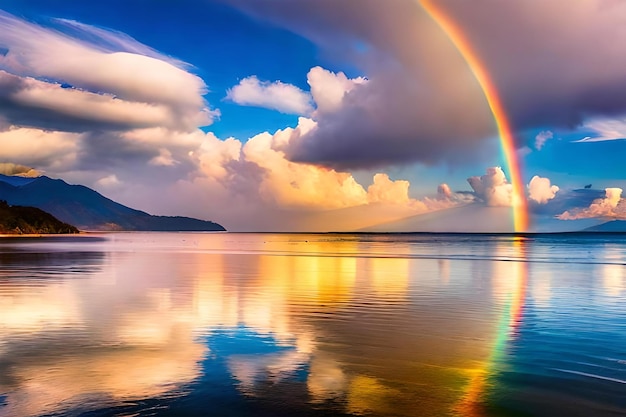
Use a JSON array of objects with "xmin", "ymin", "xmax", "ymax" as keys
[{"xmin": 0, "ymin": 233, "xmax": 624, "ymax": 417}]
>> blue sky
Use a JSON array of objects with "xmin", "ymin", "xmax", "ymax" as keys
[{"xmin": 1, "ymin": 0, "xmax": 626, "ymax": 231}]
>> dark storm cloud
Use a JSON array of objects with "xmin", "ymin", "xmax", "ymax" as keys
[
  {"xmin": 227, "ymin": 0, "xmax": 626, "ymax": 170},
  {"xmin": 287, "ymin": 69, "xmax": 494, "ymax": 169},
  {"xmin": 439, "ymin": 0, "xmax": 626, "ymax": 130}
]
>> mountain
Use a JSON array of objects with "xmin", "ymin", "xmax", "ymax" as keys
[
  {"xmin": 0, "ymin": 200, "xmax": 79, "ymax": 234},
  {"xmin": 0, "ymin": 174, "xmax": 225, "ymax": 232},
  {"xmin": 0, "ymin": 174, "xmax": 38, "ymax": 187},
  {"xmin": 361, "ymin": 204, "xmax": 516, "ymax": 233},
  {"xmin": 584, "ymin": 220, "xmax": 626, "ymax": 232},
  {"xmin": 223, "ymin": 203, "xmax": 423, "ymax": 232},
  {"xmin": 359, "ymin": 203, "xmax": 605, "ymax": 233}
]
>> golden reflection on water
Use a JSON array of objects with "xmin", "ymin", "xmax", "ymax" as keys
[
  {"xmin": 0, "ymin": 282, "xmax": 83, "ymax": 333},
  {"xmin": 367, "ymin": 257, "xmax": 410, "ymax": 298},
  {"xmin": 0, "ymin": 234, "xmax": 515, "ymax": 417}
]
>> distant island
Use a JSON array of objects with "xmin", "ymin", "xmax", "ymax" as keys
[
  {"xmin": 0, "ymin": 174, "xmax": 226, "ymax": 232},
  {"xmin": 0, "ymin": 200, "xmax": 79, "ymax": 234}
]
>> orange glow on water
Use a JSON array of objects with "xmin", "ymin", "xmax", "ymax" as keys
[{"xmin": 420, "ymin": 0, "xmax": 529, "ymax": 232}]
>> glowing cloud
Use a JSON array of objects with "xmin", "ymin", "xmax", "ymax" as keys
[
  {"xmin": 0, "ymin": 162, "xmax": 41, "ymax": 177},
  {"xmin": 242, "ymin": 125, "xmax": 367, "ymax": 209},
  {"xmin": 558, "ymin": 188, "xmax": 626, "ymax": 220},
  {"xmin": 367, "ymin": 173, "xmax": 411, "ymax": 205},
  {"xmin": 0, "ymin": 128, "xmax": 79, "ymax": 170},
  {"xmin": 96, "ymin": 119, "xmax": 467, "ymax": 232}
]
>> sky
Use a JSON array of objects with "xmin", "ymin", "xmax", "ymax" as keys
[{"xmin": 1, "ymin": 0, "xmax": 626, "ymax": 232}]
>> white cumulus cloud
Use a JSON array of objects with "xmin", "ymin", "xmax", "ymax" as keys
[
  {"xmin": 467, "ymin": 167, "xmax": 513, "ymax": 207},
  {"xmin": 227, "ymin": 76, "xmax": 314, "ymax": 115},
  {"xmin": 527, "ymin": 175, "xmax": 559, "ymax": 204}
]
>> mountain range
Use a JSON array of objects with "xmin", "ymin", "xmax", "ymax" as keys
[
  {"xmin": 0, "ymin": 174, "xmax": 225, "ymax": 232},
  {"xmin": 583, "ymin": 220, "xmax": 626, "ymax": 232}
]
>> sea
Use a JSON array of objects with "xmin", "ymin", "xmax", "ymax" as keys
[{"xmin": 0, "ymin": 232, "xmax": 624, "ymax": 417}]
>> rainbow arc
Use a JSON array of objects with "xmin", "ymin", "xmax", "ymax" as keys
[{"xmin": 420, "ymin": 0, "xmax": 528, "ymax": 232}]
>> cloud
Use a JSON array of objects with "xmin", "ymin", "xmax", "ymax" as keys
[
  {"xmin": 436, "ymin": 183, "xmax": 477, "ymax": 206},
  {"xmin": 200, "ymin": 120, "xmax": 465, "ymax": 215},
  {"xmin": 285, "ymin": 66, "xmax": 494, "ymax": 170},
  {"xmin": 467, "ymin": 167, "xmax": 513, "ymax": 207},
  {"xmin": 0, "ymin": 70, "xmax": 193, "ymax": 132},
  {"xmin": 437, "ymin": 183, "xmax": 453, "ymax": 199},
  {"xmin": 227, "ymin": 76, "xmax": 314, "ymax": 115},
  {"xmin": 468, "ymin": 168, "xmax": 560, "ymax": 207},
  {"xmin": 241, "ymin": 120, "xmax": 367, "ymax": 209},
  {"xmin": 88, "ymin": 120, "xmax": 467, "ymax": 231},
  {"xmin": 527, "ymin": 175, "xmax": 559, "ymax": 204},
  {"xmin": 223, "ymin": 0, "xmax": 626, "ymax": 170},
  {"xmin": 558, "ymin": 188, "xmax": 626, "ymax": 220},
  {"xmin": 0, "ymin": 127, "xmax": 79, "ymax": 170},
  {"xmin": 0, "ymin": 10, "xmax": 214, "ymax": 133},
  {"xmin": 574, "ymin": 117, "xmax": 626, "ymax": 142},
  {"xmin": 534, "ymin": 131, "xmax": 553, "ymax": 150},
  {"xmin": 149, "ymin": 148, "xmax": 178, "ymax": 167},
  {"xmin": 95, "ymin": 174, "xmax": 121, "ymax": 188},
  {"xmin": 52, "ymin": 18, "xmax": 190, "ymax": 68},
  {"xmin": 0, "ymin": 162, "xmax": 41, "ymax": 177},
  {"xmin": 367, "ymin": 174, "xmax": 409, "ymax": 204},
  {"xmin": 307, "ymin": 66, "xmax": 367, "ymax": 115}
]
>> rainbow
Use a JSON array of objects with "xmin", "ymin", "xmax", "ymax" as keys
[
  {"xmin": 454, "ymin": 238, "xmax": 528, "ymax": 416},
  {"xmin": 420, "ymin": 0, "xmax": 529, "ymax": 232}
]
